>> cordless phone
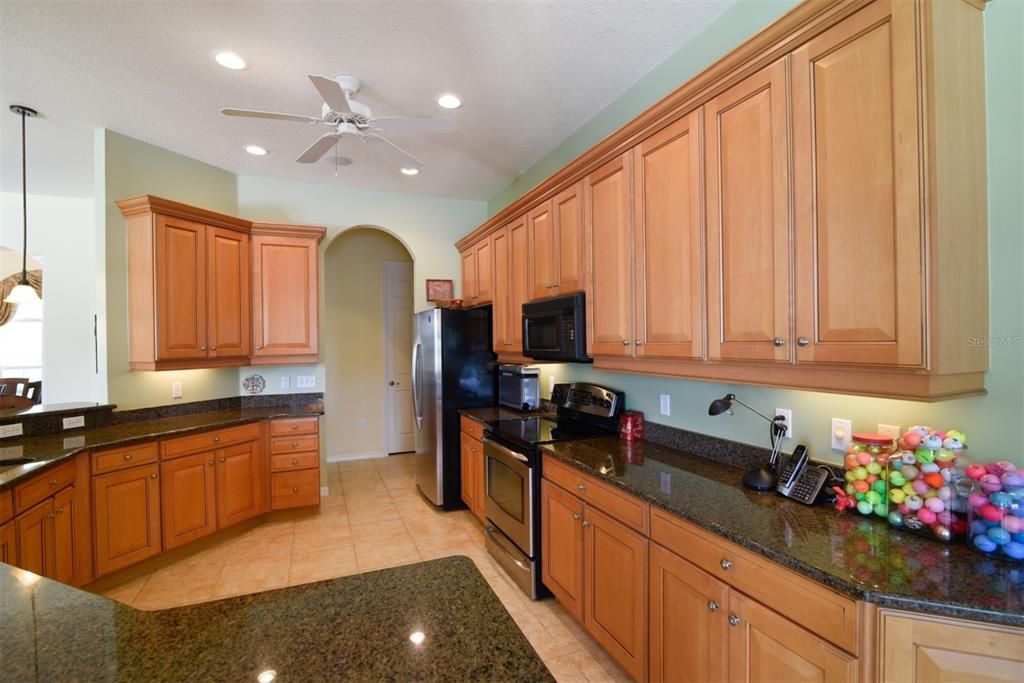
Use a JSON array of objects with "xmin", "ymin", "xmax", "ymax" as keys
[{"xmin": 776, "ymin": 445, "xmax": 828, "ymax": 505}]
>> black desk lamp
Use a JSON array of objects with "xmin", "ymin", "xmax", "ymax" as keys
[{"xmin": 708, "ymin": 393, "xmax": 788, "ymax": 491}]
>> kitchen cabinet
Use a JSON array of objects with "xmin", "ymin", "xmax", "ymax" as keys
[
  {"xmin": 269, "ymin": 417, "xmax": 320, "ymax": 510},
  {"xmin": 461, "ymin": 247, "xmax": 477, "ymax": 302},
  {"xmin": 529, "ymin": 182, "xmax": 584, "ymax": 300},
  {"xmin": 161, "ymin": 451, "xmax": 218, "ymax": 550},
  {"xmin": 540, "ymin": 480, "xmax": 584, "ymax": 621},
  {"xmin": 0, "ymin": 520, "xmax": 14, "ymax": 565},
  {"xmin": 93, "ymin": 463, "xmax": 162, "ymax": 576},
  {"xmin": 14, "ymin": 499, "xmax": 50, "ymax": 577},
  {"xmin": 154, "ymin": 214, "xmax": 208, "ymax": 362},
  {"xmin": 461, "ymin": 236, "xmax": 493, "ymax": 307},
  {"xmin": 458, "ymin": 416, "xmax": 485, "ymax": 523},
  {"xmin": 206, "ymin": 226, "xmax": 251, "ymax": 360},
  {"xmin": 877, "ymin": 609, "xmax": 1024, "ymax": 682},
  {"xmin": 251, "ymin": 223, "xmax": 325, "ymax": 364},
  {"xmin": 508, "ymin": 217, "xmax": 530, "ymax": 352},
  {"xmin": 491, "ymin": 226, "xmax": 511, "ymax": 353},
  {"xmin": 704, "ymin": 57, "xmax": 791, "ymax": 363},
  {"xmin": 216, "ymin": 441, "xmax": 263, "ymax": 528}
]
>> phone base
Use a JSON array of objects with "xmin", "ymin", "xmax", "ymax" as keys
[{"xmin": 743, "ymin": 465, "xmax": 778, "ymax": 491}]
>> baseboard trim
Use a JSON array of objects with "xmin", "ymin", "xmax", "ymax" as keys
[{"xmin": 326, "ymin": 451, "xmax": 387, "ymax": 463}]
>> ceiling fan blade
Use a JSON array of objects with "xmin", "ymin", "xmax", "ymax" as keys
[
  {"xmin": 221, "ymin": 108, "xmax": 320, "ymax": 123},
  {"xmin": 363, "ymin": 134, "xmax": 422, "ymax": 171},
  {"xmin": 374, "ymin": 116, "xmax": 455, "ymax": 135},
  {"xmin": 308, "ymin": 74, "xmax": 351, "ymax": 114},
  {"xmin": 296, "ymin": 134, "xmax": 339, "ymax": 164}
]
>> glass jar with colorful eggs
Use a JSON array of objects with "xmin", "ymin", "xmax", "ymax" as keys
[
  {"xmin": 842, "ymin": 433, "xmax": 897, "ymax": 518},
  {"xmin": 965, "ymin": 461, "xmax": 1024, "ymax": 563},
  {"xmin": 885, "ymin": 426, "xmax": 969, "ymax": 542}
]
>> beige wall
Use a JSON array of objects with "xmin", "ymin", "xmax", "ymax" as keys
[{"xmin": 323, "ymin": 228, "xmax": 412, "ymax": 459}]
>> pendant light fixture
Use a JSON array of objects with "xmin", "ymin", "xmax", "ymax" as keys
[{"xmin": 4, "ymin": 104, "xmax": 41, "ymax": 305}]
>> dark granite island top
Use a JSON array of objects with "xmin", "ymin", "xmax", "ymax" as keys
[
  {"xmin": 0, "ymin": 556, "xmax": 553, "ymax": 682},
  {"xmin": 542, "ymin": 437, "xmax": 1024, "ymax": 628},
  {"xmin": 0, "ymin": 403, "xmax": 324, "ymax": 491}
]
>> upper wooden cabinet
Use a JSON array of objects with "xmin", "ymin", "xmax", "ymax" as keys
[
  {"xmin": 460, "ymin": 237, "xmax": 493, "ymax": 306},
  {"xmin": 529, "ymin": 182, "xmax": 585, "ymax": 300},
  {"xmin": 206, "ymin": 227, "xmax": 251, "ymax": 360},
  {"xmin": 491, "ymin": 214, "xmax": 531, "ymax": 355},
  {"xmin": 250, "ymin": 223, "xmax": 326, "ymax": 364},
  {"xmin": 491, "ymin": 227, "xmax": 511, "ymax": 353}
]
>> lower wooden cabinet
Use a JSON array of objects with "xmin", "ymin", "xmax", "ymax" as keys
[
  {"xmin": 878, "ymin": 609, "xmax": 1024, "ymax": 682},
  {"xmin": 269, "ymin": 417, "xmax": 320, "ymax": 511},
  {"xmin": 14, "ymin": 499, "xmax": 50, "ymax": 577},
  {"xmin": 13, "ymin": 485, "xmax": 90, "ymax": 587},
  {"xmin": 216, "ymin": 441, "xmax": 262, "ymax": 528},
  {"xmin": 92, "ymin": 463, "xmax": 162, "ymax": 576},
  {"xmin": 540, "ymin": 480, "xmax": 584, "ymax": 621},
  {"xmin": 459, "ymin": 420, "xmax": 486, "ymax": 523},
  {"xmin": 270, "ymin": 469, "xmax": 320, "ymax": 509},
  {"xmin": 161, "ymin": 451, "xmax": 218, "ymax": 551},
  {"xmin": 0, "ymin": 520, "xmax": 15, "ymax": 565}
]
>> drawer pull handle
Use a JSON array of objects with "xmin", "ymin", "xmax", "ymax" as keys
[
  {"xmin": 720, "ymin": 559, "xmax": 733, "ymax": 571},
  {"xmin": 622, "ymin": 340, "xmax": 630, "ymax": 346},
  {"xmin": 49, "ymin": 479, "xmax": 59, "ymax": 487},
  {"xmin": 124, "ymin": 453, "xmax": 132, "ymax": 461},
  {"xmin": 577, "ymin": 483, "xmax": 586, "ymax": 492},
  {"xmin": 291, "ymin": 424, "xmax": 298, "ymax": 430},
  {"xmin": 571, "ymin": 512, "xmax": 581, "ymax": 521},
  {"xmin": 773, "ymin": 337, "xmax": 785, "ymax": 347},
  {"xmin": 292, "ymin": 459, "xmax": 298, "ymax": 465},
  {"xmin": 707, "ymin": 601, "xmax": 719, "ymax": 612},
  {"xmin": 729, "ymin": 614, "xmax": 741, "ymax": 627},
  {"xmin": 292, "ymin": 487, "xmax": 299, "ymax": 493},
  {"xmin": 151, "ymin": 473, "xmax": 158, "ymax": 479}
]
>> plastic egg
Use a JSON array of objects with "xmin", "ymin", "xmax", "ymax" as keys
[
  {"xmin": 844, "ymin": 470, "xmax": 857, "ymax": 483},
  {"xmin": 872, "ymin": 479, "xmax": 887, "ymax": 493},
  {"xmin": 866, "ymin": 461, "xmax": 882, "ymax": 476},
  {"xmin": 855, "ymin": 492, "xmax": 866, "ymax": 501},
  {"xmin": 980, "ymin": 474, "xmax": 1003, "ymax": 493},
  {"xmin": 866, "ymin": 474, "xmax": 879, "ymax": 485},
  {"xmin": 915, "ymin": 449, "xmax": 936, "ymax": 465},
  {"xmin": 856, "ymin": 451, "xmax": 873, "ymax": 466},
  {"xmin": 1003, "ymin": 516, "xmax": 1024, "ymax": 534},
  {"xmin": 971, "ymin": 520, "xmax": 989, "ymax": 536},
  {"xmin": 920, "ymin": 464, "xmax": 940, "ymax": 476},
  {"xmin": 865, "ymin": 491, "xmax": 882, "ymax": 505},
  {"xmin": 935, "ymin": 447, "xmax": 958, "ymax": 461},
  {"xmin": 912, "ymin": 479, "xmax": 931, "ymax": 495},
  {"xmin": 1001, "ymin": 472, "xmax": 1024, "ymax": 490},
  {"xmin": 901, "ymin": 465, "xmax": 920, "ymax": 480},
  {"xmin": 888, "ymin": 472, "xmax": 906, "ymax": 488},
  {"xmin": 925, "ymin": 497, "xmax": 946, "ymax": 513},
  {"xmin": 990, "ymin": 491, "xmax": 1014, "ymax": 509},
  {"xmin": 889, "ymin": 489, "xmax": 906, "ymax": 504},
  {"xmin": 922, "ymin": 435, "xmax": 943, "ymax": 450},
  {"xmin": 1003, "ymin": 542, "xmax": 1024, "ymax": 560},
  {"xmin": 987, "ymin": 527, "xmax": 1011, "ymax": 545},
  {"xmin": 906, "ymin": 495, "xmax": 924, "ymax": 511},
  {"xmin": 980, "ymin": 504, "xmax": 1004, "ymax": 522},
  {"xmin": 901, "ymin": 432, "xmax": 922, "ymax": 449},
  {"xmin": 917, "ymin": 508, "xmax": 937, "ymax": 525},
  {"xmin": 853, "ymin": 480, "xmax": 870, "ymax": 494},
  {"xmin": 973, "ymin": 534, "xmax": 998, "ymax": 553},
  {"xmin": 965, "ymin": 463, "xmax": 987, "ymax": 480},
  {"xmin": 969, "ymin": 492, "xmax": 990, "ymax": 509},
  {"xmin": 888, "ymin": 511, "xmax": 904, "ymax": 526},
  {"xmin": 903, "ymin": 483, "xmax": 916, "ymax": 496},
  {"xmin": 924, "ymin": 473, "xmax": 945, "ymax": 490},
  {"xmin": 853, "ymin": 467, "xmax": 869, "ymax": 481},
  {"xmin": 936, "ymin": 511, "xmax": 955, "ymax": 526},
  {"xmin": 873, "ymin": 503, "xmax": 888, "ymax": 517},
  {"xmin": 900, "ymin": 451, "xmax": 917, "ymax": 465},
  {"xmin": 844, "ymin": 453, "xmax": 859, "ymax": 469},
  {"xmin": 936, "ymin": 486, "xmax": 953, "ymax": 501},
  {"xmin": 857, "ymin": 500, "xmax": 874, "ymax": 515}
]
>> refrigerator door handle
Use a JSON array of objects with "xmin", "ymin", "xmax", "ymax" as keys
[{"xmin": 412, "ymin": 341, "xmax": 423, "ymax": 429}]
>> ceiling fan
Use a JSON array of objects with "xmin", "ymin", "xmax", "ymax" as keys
[{"xmin": 221, "ymin": 74, "xmax": 454, "ymax": 173}]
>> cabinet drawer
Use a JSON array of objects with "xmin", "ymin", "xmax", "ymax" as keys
[
  {"xmin": 543, "ymin": 455, "xmax": 648, "ymax": 534},
  {"xmin": 270, "ymin": 452, "xmax": 320, "ymax": 472},
  {"xmin": 161, "ymin": 423, "xmax": 260, "ymax": 460},
  {"xmin": 270, "ymin": 435, "xmax": 319, "ymax": 455},
  {"xmin": 0, "ymin": 489, "xmax": 12, "ymax": 524},
  {"xmin": 649, "ymin": 507, "xmax": 859, "ymax": 653},
  {"xmin": 460, "ymin": 415, "xmax": 485, "ymax": 441},
  {"xmin": 92, "ymin": 442, "xmax": 159, "ymax": 475},
  {"xmin": 14, "ymin": 459, "xmax": 77, "ymax": 513},
  {"xmin": 271, "ymin": 470, "xmax": 320, "ymax": 509},
  {"xmin": 270, "ymin": 417, "xmax": 319, "ymax": 436}
]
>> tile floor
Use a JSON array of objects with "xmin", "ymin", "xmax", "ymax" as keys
[{"xmin": 96, "ymin": 453, "xmax": 630, "ymax": 682}]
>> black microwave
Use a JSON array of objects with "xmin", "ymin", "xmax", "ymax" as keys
[{"xmin": 522, "ymin": 292, "xmax": 591, "ymax": 363}]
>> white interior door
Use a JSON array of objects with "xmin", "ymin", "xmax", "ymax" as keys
[{"xmin": 384, "ymin": 261, "xmax": 415, "ymax": 454}]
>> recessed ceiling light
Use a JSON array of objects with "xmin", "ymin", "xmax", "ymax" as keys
[
  {"xmin": 436, "ymin": 93, "xmax": 462, "ymax": 110},
  {"xmin": 214, "ymin": 51, "xmax": 248, "ymax": 70},
  {"xmin": 401, "ymin": 167, "xmax": 420, "ymax": 176},
  {"xmin": 245, "ymin": 145, "xmax": 268, "ymax": 156},
  {"xmin": 409, "ymin": 631, "xmax": 426, "ymax": 645}
]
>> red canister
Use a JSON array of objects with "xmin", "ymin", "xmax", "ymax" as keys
[{"xmin": 619, "ymin": 410, "xmax": 645, "ymax": 442}]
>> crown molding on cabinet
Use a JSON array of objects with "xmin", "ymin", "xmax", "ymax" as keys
[{"xmin": 116, "ymin": 195, "xmax": 253, "ymax": 233}]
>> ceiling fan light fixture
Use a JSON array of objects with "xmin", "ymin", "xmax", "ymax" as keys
[
  {"xmin": 213, "ymin": 51, "xmax": 248, "ymax": 70},
  {"xmin": 245, "ymin": 144, "xmax": 268, "ymax": 156},
  {"xmin": 436, "ymin": 93, "xmax": 462, "ymax": 110},
  {"xmin": 400, "ymin": 167, "xmax": 420, "ymax": 176}
]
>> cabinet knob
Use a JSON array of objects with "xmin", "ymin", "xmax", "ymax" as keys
[
  {"xmin": 292, "ymin": 487, "xmax": 299, "ymax": 493},
  {"xmin": 291, "ymin": 424, "xmax": 299, "ymax": 430},
  {"xmin": 720, "ymin": 559, "xmax": 733, "ymax": 571},
  {"xmin": 151, "ymin": 473, "xmax": 158, "ymax": 479},
  {"xmin": 213, "ymin": 436, "xmax": 221, "ymax": 443},
  {"xmin": 208, "ymin": 460, "xmax": 215, "ymax": 466},
  {"xmin": 219, "ymin": 457, "xmax": 226, "ymax": 463},
  {"xmin": 797, "ymin": 337, "xmax": 810, "ymax": 347},
  {"xmin": 707, "ymin": 600, "xmax": 719, "ymax": 612},
  {"xmin": 634, "ymin": 339, "xmax": 643, "ymax": 346},
  {"xmin": 291, "ymin": 441, "xmax": 298, "ymax": 447},
  {"xmin": 622, "ymin": 340, "xmax": 630, "ymax": 346},
  {"xmin": 256, "ymin": 345, "xmax": 263, "ymax": 350},
  {"xmin": 124, "ymin": 453, "xmax": 133, "ymax": 461},
  {"xmin": 582, "ymin": 520, "xmax": 592, "ymax": 527},
  {"xmin": 56, "ymin": 506, "xmax": 64, "ymax": 515},
  {"xmin": 211, "ymin": 346, "xmax": 217, "ymax": 351},
  {"xmin": 49, "ymin": 479, "xmax": 59, "ymax": 487},
  {"xmin": 729, "ymin": 614, "xmax": 741, "ymax": 627},
  {"xmin": 571, "ymin": 512, "xmax": 581, "ymax": 521},
  {"xmin": 577, "ymin": 482, "xmax": 586, "ymax": 492},
  {"xmin": 200, "ymin": 346, "xmax": 207, "ymax": 351},
  {"xmin": 292, "ymin": 459, "xmax": 298, "ymax": 465},
  {"xmin": 773, "ymin": 337, "xmax": 785, "ymax": 347},
  {"xmin": 46, "ymin": 511, "xmax": 56, "ymax": 519}
]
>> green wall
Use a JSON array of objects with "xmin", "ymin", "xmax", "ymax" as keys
[{"xmin": 492, "ymin": 0, "xmax": 1024, "ymax": 465}]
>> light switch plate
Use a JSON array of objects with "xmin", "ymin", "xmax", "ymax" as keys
[
  {"xmin": 280, "ymin": 376, "xmax": 291, "ymax": 389},
  {"xmin": 62, "ymin": 415, "xmax": 86, "ymax": 430},
  {"xmin": 296, "ymin": 375, "xmax": 316, "ymax": 389},
  {"xmin": 171, "ymin": 382, "xmax": 183, "ymax": 399},
  {"xmin": 0, "ymin": 423, "xmax": 24, "ymax": 439},
  {"xmin": 831, "ymin": 418, "xmax": 853, "ymax": 451},
  {"xmin": 659, "ymin": 394, "xmax": 671, "ymax": 416}
]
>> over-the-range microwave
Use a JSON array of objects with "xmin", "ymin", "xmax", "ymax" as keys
[{"xmin": 522, "ymin": 292, "xmax": 591, "ymax": 363}]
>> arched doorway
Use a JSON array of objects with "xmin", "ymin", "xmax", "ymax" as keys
[{"xmin": 323, "ymin": 227, "xmax": 415, "ymax": 462}]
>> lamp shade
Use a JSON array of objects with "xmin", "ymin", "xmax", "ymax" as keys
[
  {"xmin": 707, "ymin": 394, "xmax": 736, "ymax": 416},
  {"xmin": 2, "ymin": 282, "xmax": 40, "ymax": 305}
]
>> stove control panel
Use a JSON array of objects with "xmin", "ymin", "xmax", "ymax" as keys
[{"xmin": 551, "ymin": 382, "xmax": 623, "ymax": 418}]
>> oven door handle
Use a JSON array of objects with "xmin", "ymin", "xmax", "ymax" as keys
[
  {"xmin": 483, "ymin": 438, "xmax": 529, "ymax": 463},
  {"xmin": 484, "ymin": 526, "xmax": 531, "ymax": 573}
]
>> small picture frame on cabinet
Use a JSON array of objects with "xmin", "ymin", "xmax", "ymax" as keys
[{"xmin": 426, "ymin": 279, "xmax": 454, "ymax": 302}]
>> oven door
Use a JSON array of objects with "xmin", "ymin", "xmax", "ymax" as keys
[{"xmin": 483, "ymin": 438, "xmax": 534, "ymax": 556}]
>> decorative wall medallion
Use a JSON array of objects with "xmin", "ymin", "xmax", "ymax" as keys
[{"xmin": 242, "ymin": 374, "xmax": 266, "ymax": 395}]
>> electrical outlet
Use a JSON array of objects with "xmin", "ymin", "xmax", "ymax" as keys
[
  {"xmin": 878, "ymin": 423, "xmax": 902, "ymax": 440},
  {"xmin": 63, "ymin": 435, "xmax": 86, "ymax": 449},
  {"xmin": 62, "ymin": 415, "xmax": 85, "ymax": 430},
  {"xmin": 359, "ymin": 418, "xmax": 368, "ymax": 429},
  {"xmin": 548, "ymin": 376, "xmax": 556, "ymax": 394},
  {"xmin": 280, "ymin": 376, "xmax": 290, "ymax": 389},
  {"xmin": 659, "ymin": 394, "xmax": 671, "ymax": 416},
  {"xmin": 296, "ymin": 375, "xmax": 316, "ymax": 389},
  {"xmin": 171, "ymin": 382, "xmax": 183, "ymax": 399},
  {"xmin": 831, "ymin": 418, "xmax": 853, "ymax": 451},
  {"xmin": 0, "ymin": 423, "xmax": 24, "ymax": 439},
  {"xmin": 775, "ymin": 408, "xmax": 793, "ymax": 439}
]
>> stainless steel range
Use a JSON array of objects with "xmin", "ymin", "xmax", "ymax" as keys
[{"xmin": 481, "ymin": 382, "xmax": 624, "ymax": 598}]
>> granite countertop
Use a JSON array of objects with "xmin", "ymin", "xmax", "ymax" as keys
[
  {"xmin": 542, "ymin": 437, "xmax": 1024, "ymax": 628},
  {"xmin": 0, "ymin": 556, "xmax": 553, "ymax": 682},
  {"xmin": 0, "ymin": 403, "xmax": 324, "ymax": 491}
]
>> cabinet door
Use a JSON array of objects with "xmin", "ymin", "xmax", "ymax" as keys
[
  {"xmin": 475, "ymin": 238, "xmax": 493, "ymax": 304},
  {"xmin": 206, "ymin": 226, "xmax": 251, "ymax": 359},
  {"xmin": 252, "ymin": 234, "xmax": 320, "ymax": 359},
  {"xmin": 585, "ymin": 152, "xmax": 635, "ymax": 358},
  {"xmin": 161, "ymin": 451, "xmax": 218, "ymax": 551},
  {"xmin": 705, "ymin": 58, "xmax": 791, "ymax": 362},
  {"xmin": 461, "ymin": 248, "xmax": 478, "ymax": 302},
  {"xmin": 634, "ymin": 110, "xmax": 705, "ymax": 361},
  {"xmin": 216, "ymin": 441, "xmax": 262, "ymax": 529},
  {"xmin": 879, "ymin": 610, "xmax": 1024, "ymax": 682},
  {"xmin": 554, "ymin": 182, "xmax": 584, "ymax": 294},
  {"xmin": 93, "ymin": 464, "xmax": 161, "ymax": 576},
  {"xmin": 528, "ymin": 201, "xmax": 556, "ymax": 299},
  {"xmin": 155, "ymin": 215, "xmax": 207, "ymax": 360},
  {"xmin": 584, "ymin": 504, "xmax": 647, "ymax": 681},
  {"xmin": 460, "ymin": 437, "xmax": 478, "ymax": 512},
  {"xmin": 728, "ymin": 591, "xmax": 856, "ymax": 682},
  {"xmin": 491, "ymin": 228, "xmax": 511, "ymax": 351},
  {"xmin": 52, "ymin": 485, "xmax": 87, "ymax": 587},
  {"xmin": 0, "ymin": 520, "xmax": 15, "ymax": 566},
  {"xmin": 15, "ymin": 499, "xmax": 52, "ymax": 578},
  {"xmin": 792, "ymin": 0, "xmax": 923, "ymax": 367},
  {"xmin": 649, "ymin": 543, "xmax": 729, "ymax": 683},
  {"xmin": 540, "ymin": 480, "xmax": 584, "ymax": 621},
  {"xmin": 509, "ymin": 217, "xmax": 530, "ymax": 352}
]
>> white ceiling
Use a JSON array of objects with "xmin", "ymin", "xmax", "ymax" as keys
[{"xmin": 1, "ymin": 0, "xmax": 736, "ymax": 201}]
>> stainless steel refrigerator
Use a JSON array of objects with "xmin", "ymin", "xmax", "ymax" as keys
[{"xmin": 412, "ymin": 307, "xmax": 496, "ymax": 507}]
